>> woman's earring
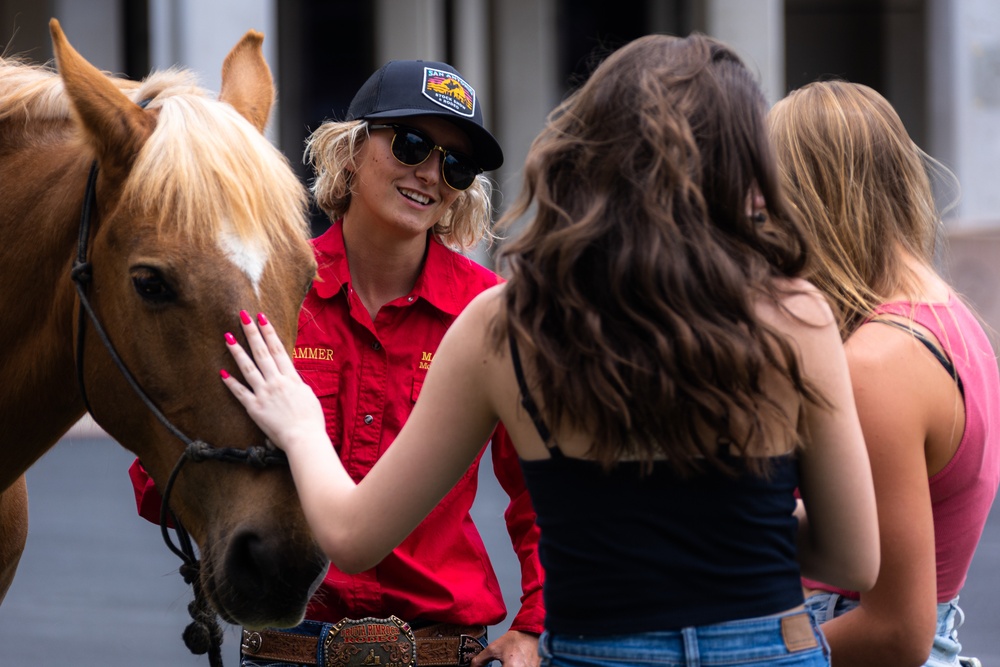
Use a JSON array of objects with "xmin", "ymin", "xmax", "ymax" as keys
[{"xmin": 751, "ymin": 212, "xmax": 766, "ymax": 224}]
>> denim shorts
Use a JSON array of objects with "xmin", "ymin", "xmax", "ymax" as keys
[
  {"xmin": 240, "ymin": 619, "xmax": 490, "ymax": 667},
  {"xmin": 804, "ymin": 592, "xmax": 967, "ymax": 667},
  {"xmin": 538, "ymin": 611, "xmax": 830, "ymax": 667}
]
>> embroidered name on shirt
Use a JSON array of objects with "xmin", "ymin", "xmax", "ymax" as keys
[
  {"xmin": 293, "ymin": 346, "xmax": 336, "ymax": 361},
  {"xmin": 419, "ymin": 351, "xmax": 433, "ymax": 370}
]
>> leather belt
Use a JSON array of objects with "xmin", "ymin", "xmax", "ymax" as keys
[{"xmin": 241, "ymin": 618, "xmax": 486, "ymax": 667}]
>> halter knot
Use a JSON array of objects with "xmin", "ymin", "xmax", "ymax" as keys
[
  {"xmin": 178, "ymin": 561, "xmax": 200, "ymax": 585},
  {"xmin": 70, "ymin": 261, "xmax": 92, "ymax": 284},
  {"xmin": 185, "ymin": 440, "xmax": 214, "ymax": 463},
  {"xmin": 245, "ymin": 445, "xmax": 270, "ymax": 468},
  {"xmin": 183, "ymin": 597, "xmax": 224, "ymax": 662}
]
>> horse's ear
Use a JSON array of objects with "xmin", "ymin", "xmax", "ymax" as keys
[
  {"xmin": 49, "ymin": 19, "xmax": 153, "ymax": 177},
  {"xmin": 219, "ymin": 30, "xmax": 274, "ymax": 134}
]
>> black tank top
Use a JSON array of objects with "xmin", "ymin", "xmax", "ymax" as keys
[{"xmin": 510, "ymin": 334, "xmax": 805, "ymax": 635}]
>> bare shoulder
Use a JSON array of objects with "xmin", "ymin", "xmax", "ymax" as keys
[
  {"xmin": 465, "ymin": 282, "xmax": 506, "ymax": 313},
  {"xmin": 757, "ymin": 277, "xmax": 837, "ymax": 333},
  {"xmin": 442, "ymin": 283, "xmax": 506, "ymax": 351},
  {"xmin": 753, "ymin": 278, "xmax": 847, "ymax": 383},
  {"xmin": 843, "ymin": 317, "xmax": 926, "ymax": 379}
]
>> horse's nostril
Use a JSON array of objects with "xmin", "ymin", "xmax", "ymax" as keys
[
  {"xmin": 215, "ymin": 527, "xmax": 327, "ymax": 627},
  {"xmin": 225, "ymin": 530, "xmax": 277, "ymax": 597}
]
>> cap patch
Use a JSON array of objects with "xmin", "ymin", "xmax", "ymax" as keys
[{"xmin": 422, "ymin": 67, "xmax": 476, "ymax": 118}]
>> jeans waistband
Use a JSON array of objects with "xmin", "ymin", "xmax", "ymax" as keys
[{"xmin": 540, "ymin": 611, "xmax": 828, "ymax": 666}]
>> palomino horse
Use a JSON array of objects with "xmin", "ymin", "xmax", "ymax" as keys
[{"xmin": 0, "ymin": 19, "xmax": 326, "ymax": 638}]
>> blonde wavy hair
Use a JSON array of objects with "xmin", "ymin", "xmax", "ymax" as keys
[
  {"xmin": 768, "ymin": 81, "xmax": 952, "ymax": 337},
  {"xmin": 305, "ymin": 120, "xmax": 495, "ymax": 251}
]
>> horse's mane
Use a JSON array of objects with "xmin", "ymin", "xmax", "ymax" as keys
[
  {"xmin": 0, "ymin": 57, "xmax": 76, "ymax": 121},
  {"xmin": 0, "ymin": 58, "xmax": 309, "ymax": 253}
]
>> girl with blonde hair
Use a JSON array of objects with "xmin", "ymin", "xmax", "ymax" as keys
[
  {"xmin": 130, "ymin": 58, "xmax": 546, "ymax": 667},
  {"xmin": 769, "ymin": 80, "xmax": 1000, "ymax": 667}
]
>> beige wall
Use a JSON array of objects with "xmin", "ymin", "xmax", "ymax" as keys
[{"xmin": 944, "ymin": 229, "xmax": 1000, "ymax": 352}]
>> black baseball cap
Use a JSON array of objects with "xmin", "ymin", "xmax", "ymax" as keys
[{"xmin": 347, "ymin": 60, "xmax": 504, "ymax": 171}]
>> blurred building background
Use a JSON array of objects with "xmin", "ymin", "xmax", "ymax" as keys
[
  {"xmin": 2, "ymin": 1, "xmax": 998, "ymax": 322},
  {"xmin": 2, "ymin": 1, "xmax": 1000, "ymax": 663}
]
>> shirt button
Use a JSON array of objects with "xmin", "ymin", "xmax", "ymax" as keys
[
  {"xmin": 371, "ymin": 341, "xmax": 381, "ymax": 351},
  {"xmin": 407, "ymin": 296, "xmax": 414, "ymax": 302},
  {"xmin": 364, "ymin": 414, "xmax": 374, "ymax": 425}
]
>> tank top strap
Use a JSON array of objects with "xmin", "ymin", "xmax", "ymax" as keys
[
  {"xmin": 871, "ymin": 318, "xmax": 965, "ymax": 397},
  {"xmin": 508, "ymin": 332, "xmax": 564, "ymax": 457}
]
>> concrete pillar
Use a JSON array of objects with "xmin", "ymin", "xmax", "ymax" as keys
[
  {"xmin": 53, "ymin": 0, "xmax": 122, "ymax": 72},
  {"xmin": 452, "ymin": 0, "xmax": 491, "ymax": 114},
  {"xmin": 705, "ymin": 0, "xmax": 785, "ymax": 104},
  {"xmin": 148, "ymin": 0, "xmax": 278, "ymax": 137},
  {"xmin": 372, "ymin": 0, "xmax": 491, "ymax": 118},
  {"xmin": 374, "ymin": 0, "xmax": 446, "ymax": 62},
  {"xmin": 491, "ymin": 0, "xmax": 560, "ymax": 210},
  {"xmin": 928, "ymin": 0, "xmax": 1000, "ymax": 229}
]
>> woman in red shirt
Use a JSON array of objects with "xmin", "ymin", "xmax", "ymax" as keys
[{"xmin": 132, "ymin": 58, "xmax": 544, "ymax": 667}]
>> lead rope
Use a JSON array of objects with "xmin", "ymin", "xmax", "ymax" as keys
[
  {"xmin": 158, "ymin": 442, "xmax": 287, "ymax": 666},
  {"xmin": 69, "ymin": 103, "xmax": 289, "ymax": 666}
]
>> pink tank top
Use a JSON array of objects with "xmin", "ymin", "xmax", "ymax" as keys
[{"xmin": 805, "ymin": 295, "xmax": 1000, "ymax": 602}]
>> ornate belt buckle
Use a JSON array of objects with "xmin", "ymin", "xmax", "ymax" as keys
[{"xmin": 322, "ymin": 615, "xmax": 416, "ymax": 667}]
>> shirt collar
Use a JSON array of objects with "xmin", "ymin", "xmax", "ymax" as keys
[{"xmin": 311, "ymin": 219, "xmax": 471, "ymax": 316}]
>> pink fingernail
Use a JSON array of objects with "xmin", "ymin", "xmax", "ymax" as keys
[
  {"xmin": 225, "ymin": 332, "xmax": 237, "ymax": 345},
  {"xmin": 220, "ymin": 369, "xmax": 230, "ymax": 379},
  {"xmin": 240, "ymin": 310, "xmax": 252, "ymax": 325},
  {"xmin": 257, "ymin": 312, "xmax": 268, "ymax": 326}
]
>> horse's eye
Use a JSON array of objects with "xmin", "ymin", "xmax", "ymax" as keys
[{"xmin": 131, "ymin": 268, "xmax": 176, "ymax": 303}]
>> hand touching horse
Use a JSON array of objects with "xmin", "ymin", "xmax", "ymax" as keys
[{"xmin": 0, "ymin": 19, "xmax": 326, "ymax": 636}]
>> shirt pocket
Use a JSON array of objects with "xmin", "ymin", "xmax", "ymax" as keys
[{"xmin": 297, "ymin": 366, "xmax": 340, "ymax": 446}]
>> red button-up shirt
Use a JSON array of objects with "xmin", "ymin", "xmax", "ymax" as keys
[{"xmin": 130, "ymin": 220, "xmax": 544, "ymax": 632}]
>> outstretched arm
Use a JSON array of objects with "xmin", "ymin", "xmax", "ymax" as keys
[{"xmin": 222, "ymin": 297, "xmax": 503, "ymax": 573}]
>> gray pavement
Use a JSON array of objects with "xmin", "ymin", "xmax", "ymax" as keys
[
  {"xmin": 0, "ymin": 432, "xmax": 998, "ymax": 666},
  {"xmin": 0, "ymin": 432, "xmax": 519, "ymax": 667}
]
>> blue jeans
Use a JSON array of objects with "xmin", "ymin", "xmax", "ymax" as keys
[
  {"xmin": 240, "ymin": 619, "xmax": 490, "ymax": 667},
  {"xmin": 804, "ymin": 593, "xmax": 967, "ymax": 667},
  {"xmin": 538, "ymin": 611, "xmax": 830, "ymax": 667}
]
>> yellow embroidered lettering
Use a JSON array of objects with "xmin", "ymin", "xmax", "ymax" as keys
[{"xmin": 292, "ymin": 347, "xmax": 334, "ymax": 362}]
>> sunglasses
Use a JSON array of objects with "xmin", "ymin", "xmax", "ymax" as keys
[{"xmin": 368, "ymin": 123, "xmax": 482, "ymax": 191}]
